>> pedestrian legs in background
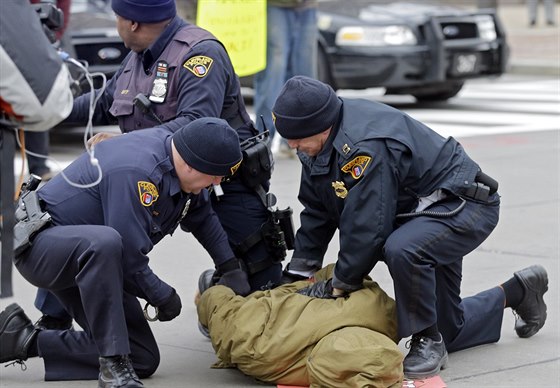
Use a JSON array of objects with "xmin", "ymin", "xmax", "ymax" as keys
[
  {"xmin": 527, "ymin": 0, "xmax": 556, "ymax": 26},
  {"xmin": 253, "ymin": 4, "xmax": 318, "ymax": 150},
  {"xmin": 24, "ymin": 131, "xmax": 54, "ymax": 181}
]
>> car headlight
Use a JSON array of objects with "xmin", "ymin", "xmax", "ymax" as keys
[
  {"xmin": 335, "ymin": 25, "xmax": 417, "ymax": 47},
  {"xmin": 475, "ymin": 15, "xmax": 497, "ymax": 42}
]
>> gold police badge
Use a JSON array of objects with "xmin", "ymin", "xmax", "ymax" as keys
[
  {"xmin": 183, "ymin": 55, "xmax": 214, "ymax": 77},
  {"xmin": 341, "ymin": 155, "xmax": 372, "ymax": 179},
  {"xmin": 138, "ymin": 181, "xmax": 159, "ymax": 207},
  {"xmin": 332, "ymin": 181, "xmax": 348, "ymax": 199}
]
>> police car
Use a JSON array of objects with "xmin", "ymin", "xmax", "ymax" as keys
[
  {"xmin": 316, "ymin": 0, "xmax": 509, "ymax": 101},
  {"xmin": 66, "ymin": 0, "xmax": 129, "ymax": 91}
]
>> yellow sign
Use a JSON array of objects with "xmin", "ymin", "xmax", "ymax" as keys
[{"xmin": 196, "ymin": 0, "xmax": 266, "ymax": 77}]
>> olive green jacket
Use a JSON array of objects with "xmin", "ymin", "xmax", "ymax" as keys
[{"xmin": 197, "ymin": 265, "xmax": 403, "ymax": 388}]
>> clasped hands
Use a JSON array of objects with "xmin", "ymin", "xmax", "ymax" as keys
[{"xmin": 296, "ymin": 278, "xmax": 349, "ymax": 299}]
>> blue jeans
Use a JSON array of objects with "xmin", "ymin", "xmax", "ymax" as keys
[
  {"xmin": 24, "ymin": 131, "xmax": 50, "ymax": 175},
  {"xmin": 254, "ymin": 6, "xmax": 317, "ymax": 138}
]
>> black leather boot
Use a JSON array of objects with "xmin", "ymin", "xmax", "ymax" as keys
[
  {"xmin": 98, "ymin": 355, "xmax": 143, "ymax": 388},
  {"xmin": 0, "ymin": 303, "xmax": 39, "ymax": 364},
  {"xmin": 403, "ymin": 334, "xmax": 448, "ymax": 379},
  {"xmin": 513, "ymin": 265, "xmax": 548, "ymax": 338},
  {"xmin": 35, "ymin": 314, "xmax": 73, "ymax": 331},
  {"xmin": 196, "ymin": 269, "xmax": 216, "ymax": 339}
]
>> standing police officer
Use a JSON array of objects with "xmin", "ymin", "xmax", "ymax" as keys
[
  {"xmin": 35, "ymin": 0, "xmax": 285, "ymax": 330},
  {"xmin": 272, "ymin": 76, "xmax": 548, "ymax": 379},
  {"xmin": 0, "ymin": 118, "xmax": 245, "ymax": 386}
]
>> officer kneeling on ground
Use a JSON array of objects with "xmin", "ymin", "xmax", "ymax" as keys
[
  {"xmin": 272, "ymin": 76, "xmax": 548, "ymax": 379},
  {"xmin": 35, "ymin": 0, "xmax": 287, "ymax": 333},
  {"xmin": 0, "ymin": 118, "xmax": 248, "ymax": 387}
]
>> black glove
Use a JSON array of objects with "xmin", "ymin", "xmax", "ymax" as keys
[
  {"xmin": 279, "ymin": 269, "xmax": 310, "ymax": 285},
  {"xmin": 157, "ymin": 289, "xmax": 182, "ymax": 322},
  {"xmin": 296, "ymin": 279, "xmax": 345, "ymax": 299},
  {"xmin": 216, "ymin": 259, "xmax": 251, "ymax": 296}
]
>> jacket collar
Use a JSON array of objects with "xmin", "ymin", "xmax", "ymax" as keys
[{"xmin": 142, "ymin": 16, "xmax": 185, "ymax": 70}]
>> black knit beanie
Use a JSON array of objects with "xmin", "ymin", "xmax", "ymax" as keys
[
  {"xmin": 272, "ymin": 76, "xmax": 342, "ymax": 140},
  {"xmin": 172, "ymin": 118, "xmax": 242, "ymax": 176},
  {"xmin": 111, "ymin": 0, "xmax": 176, "ymax": 23}
]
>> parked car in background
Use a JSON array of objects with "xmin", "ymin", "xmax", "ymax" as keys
[
  {"xmin": 62, "ymin": 0, "xmax": 509, "ymax": 103},
  {"xmin": 315, "ymin": 0, "xmax": 509, "ymax": 101},
  {"xmin": 65, "ymin": 0, "xmax": 129, "ymax": 91}
]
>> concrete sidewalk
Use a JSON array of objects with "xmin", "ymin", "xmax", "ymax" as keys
[
  {"xmin": 0, "ymin": 128, "xmax": 558, "ymax": 388},
  {"xmin": 490, "ymin": 2, "xmax": 559, "ymax": 75}
]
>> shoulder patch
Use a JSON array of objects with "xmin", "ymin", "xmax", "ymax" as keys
[
  {"xmin": 183, "ymin": 55, "xmax": 214, "ymax": 77},
  {"xmin": 230, "ymin": 160, "xmax": 242, "ymax": 176},
  {"xmin": 138, "ymin": 181, "xmax": 159, "ymax": 207},
  {"xmin": 341, "ymin": 155, "xmax": 372, "ymax": 179}
]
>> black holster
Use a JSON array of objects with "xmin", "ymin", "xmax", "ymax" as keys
[
  {"xmin": 463, "ymin": 170, "xmax": 499, "ymax": 202},
  {"xmin": 238, "ymin": 131, "xmax": 273, "ymax": 189},
  {"xmin": 13, "ymin": 177, "xmax": 51, "ymax": 257},
  {"xmin": 233, "ymin": 207, "xmax": 295, "ymax": 275}
]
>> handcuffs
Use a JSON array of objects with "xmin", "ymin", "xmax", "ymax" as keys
[{"xmin": 143, "ymin": 302, "xmax": 159, "ymax": 322}]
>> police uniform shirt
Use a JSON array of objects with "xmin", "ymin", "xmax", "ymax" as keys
[
  {"xmin": 37, "ymin": 128, "xmax": 234, "ymax": 305},
  {"xmin": 66, "ymin": 16, "xmax": 251, "ymax": 139}
]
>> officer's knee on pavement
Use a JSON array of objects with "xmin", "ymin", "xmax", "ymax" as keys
[{"xmin": 134, "ymin": 351, "xmax": 160, "ymax": 378}]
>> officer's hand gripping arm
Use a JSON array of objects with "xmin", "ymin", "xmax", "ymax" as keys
[
  {"xmin": 296, "ymin": 279, "xmax": 349, "ymax": 299},
  {"xmin": 215, "ymin": 259, "xmax": 251, "ymax": 296}
]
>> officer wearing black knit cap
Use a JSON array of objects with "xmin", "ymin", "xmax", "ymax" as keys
[
  {"xmin": 272, "ymin": 75, "xmax": 341, "ymax": 140},
  {"xmin": 273, "ymin": 76, "xmax": 548, "ymax": 379},
  {"xmin": 111, "ymin": 0, "xmax": 176, "ymax": 23},
  {"xmin": 172, "ymin": 117, "xmax": 242, "ymax": 179},
  {"xmin": 0, "ymin": 121, "xmax": 249, "ymax": 385},
  {"xmin": 35, "ymin": 0, "xmax": 281, "ymax": 334}
]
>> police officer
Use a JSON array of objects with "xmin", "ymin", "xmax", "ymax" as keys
[
  {"xmin": 271, "ymin": 76, "xmax": 548, "ymax": 379},
  {"xmin": 0, "ymin": 118, "xmax": 246, "ymax": 386},
  {"xmin": 35, "ymin": 0, "xmax": 284, "ymax": 330}
]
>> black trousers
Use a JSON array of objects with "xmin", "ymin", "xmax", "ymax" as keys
[
  {"xmin": 16, "ymin": 225, "xmax": 159, "ymax": 380},
  {"xmin": 383, "ymin": 195, "xmax": 503, "ymax": 352},
  {"xmin": 211, "ymin": 180, "xmax": 283, "ymax": 290}
]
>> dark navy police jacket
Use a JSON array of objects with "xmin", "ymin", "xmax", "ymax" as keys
[
  {"xmin": 291, "ymin": 98, "xmax": 492, "ymax": 291},
  {"xmin": 38, "ymin": 128, "xmax": 235, "ymax": 306}
]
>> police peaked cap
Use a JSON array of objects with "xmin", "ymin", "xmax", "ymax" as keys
[
  {"xmin": 111, "ymin": 0, "xmax": 176, "ymax": 23},
  {"xmin": 272, "ymin": 76, "xmax": 342, "ymax": 140},
  {"xmin": 173, "ymin": 118, "xmax": 242, "ymax": 177}
]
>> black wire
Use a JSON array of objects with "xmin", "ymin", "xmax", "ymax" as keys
[{"xmin": 396, "ymin": 198, "xmax": 467, "ymax": 219}]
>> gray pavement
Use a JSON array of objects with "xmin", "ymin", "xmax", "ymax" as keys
[
  {"xmin": 494, "ymin": 1, "xmax": 560, "ymax": 76},
  {"xmin": 1, "ymin": 128, "xmax": 558, "ymax": 387}
]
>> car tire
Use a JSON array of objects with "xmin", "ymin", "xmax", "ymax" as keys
[
  {"xmin": 317, "ymin": 45, "xmax": 335, "ymax": 89},
  {"xmin": 412, "ymin": 82, "xmax": 464, "ymax": 102}
]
